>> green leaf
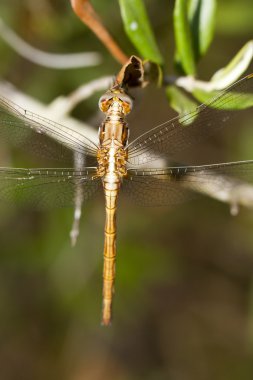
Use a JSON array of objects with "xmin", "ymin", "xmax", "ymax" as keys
[
  {"xmin": 185, "ymin": 41, "xmax": 253, "ymax": 109},
  {"xmin": 211, "ymin": 41, "xmax": 253, "ymax": 88},
  {"xmin": 188, "ymin": 0, "xmax": 216, "ymax": 58},
  {"xmin": 118, "ymin": 0, "xmax": 163, "ymax": 64},
  {"xmin": 166, "ymin": 85, "xmax": 198, "ymax": 115},
  {"xmin": 166, "ymin": 85, "xmax": 198, "ymax": 125},
  {"xmin": 176, "ymin": 41, "xmax": 253, "ymax": 109},
  {"xmin": 173, "ymin": 0, "xmax": 196, "ymax": 75},
  {"xmin": 193, "ymin": 88, "xmax": 253, "ymax": 110},
  {"xmin": 143, "ymin": 60, "xmax": 163, "ymax": 86},
  {"xmin": 193, "ymin": 74, "xmax": 253, "ymax": 110}
]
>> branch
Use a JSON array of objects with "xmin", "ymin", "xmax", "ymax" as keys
[
  {"xmin": 49, "ymin": 76, "xmax": 112, "ymax": 116},
  {"xmin": 175, "ymin": 76, "xmax": 225, "ymax": 92},
  {"xmin": 183, "ymin": 170, "xmax": 253, "ymax": 215},
  {"xmin": 70, "ymin": 0, "xmax": 128, "ymax": 64},
  {"xmin": 0, "ymin": 81, "xmax": 98, "ymax": 143},
  {"xmin": 0, "ymin": 18, "xmax": 101, "ymax": 69}
]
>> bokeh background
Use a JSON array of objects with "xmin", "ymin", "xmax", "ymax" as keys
[{"xmin": 0, "ymin": 1, "xmax": 253, "ymax": 379}]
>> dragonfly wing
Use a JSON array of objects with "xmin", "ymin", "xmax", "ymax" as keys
[
  {"xmin": 0, "ymin": 96, "xmax": 98, "ymax": 165},
  {"xmin": 127, "ymin": 74, "xmax": 253, "ymax": 166},
  {"xmin": 124, "ymin": 160, "xmax": 253, "ymax": 207},
  {"xmin": 123, "ymin": 169, "xmax": 193, "ymax": 206},
  {"xmin": 0, "ymin": 167, "xmax": 101, "ymax": 209}
]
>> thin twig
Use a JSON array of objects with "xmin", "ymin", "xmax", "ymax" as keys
[
  {"xmin": 70, "ymin": 152, "xmax": 86, "ymax": 246},
  {"xmin": 49, "ymin": 76, "xmax": 112, "ymax": 116},
  {"xmin": 0, "ymin": 17, "xmax": 101, "ymax": 69},
  {"xmin": 70, "ymin": 0, "xmax": 128, "ymax": 64},
  {"xmin": 184, "ymin": 170, "xmax": 253, "ymax": 214},
  {"xmin": 0, "ymin": 81, "xmax": 97, "ymax": 142},
  {"xmin": 175, "ymin": 76, "xmax": 227, "ymax": 92},
  {"xmin": 169, "ymin": 74, "xmax": 247, "ymax": 93},
  {"xmin": 164, "ymin": 75, "xmax": 222, "ymax": 92}
]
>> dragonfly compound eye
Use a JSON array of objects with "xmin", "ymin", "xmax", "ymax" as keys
[
  {"xmin": 117, "ymin": 93, "xmax": 133, "ymax": 115},
  {"xmin": 99, "ymin": 93, "xmax": 114, "ymax": 113}
]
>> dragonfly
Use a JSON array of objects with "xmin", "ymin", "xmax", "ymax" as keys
[{"xmin": 1, "ymin": 73, "xmax": 253, "ymax": 325}]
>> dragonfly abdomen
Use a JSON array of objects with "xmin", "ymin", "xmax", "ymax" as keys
[{"xmin": 102, "ymin": 181, "xmax": 119, "ymax": 325}]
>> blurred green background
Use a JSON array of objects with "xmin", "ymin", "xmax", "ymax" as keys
[{"xmin": 1, "ymin": 1, "xmax": 253, "ymax": 379}]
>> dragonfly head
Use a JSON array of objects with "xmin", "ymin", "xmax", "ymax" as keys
[{"xmin": 99, "ymin": 89, "xmax": 133, "ymax": 115}]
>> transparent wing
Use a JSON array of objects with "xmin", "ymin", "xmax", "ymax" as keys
[
  {"xmin": 0, "ymin": 96, "xmax": 98, "ymax": 165},
  {"xmin": 127, "ymin": 74, "xmax": 253, "ymax": 166},
  {"xmin": 123, "ymin": 174, "xmax": 191, "ymax": 206},
  {"xmin": 123, "ymin": 160, "xmax": 253, "ymax": 206},
  {"xmin": 0, "ymin": 167, "xmax": 101, "ymax": 209}
]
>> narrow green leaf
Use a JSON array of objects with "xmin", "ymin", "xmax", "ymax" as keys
[
  {"xmin": 166, "ymin": 85, "xmax": 197, "ymax": 115},
  {"xmin": 211, "ymin": 41, "xmax": 253, "ymax": 88},
  {"xmin": 193, "ymin": 88, "xmax": 253, "ymax": 110},
  {"xmin": 176, "ymin": 40, "xmax": 253, "ymax": 109},
  {"xmin": 166, "ymin": 85, "xmax": 198, "ymax": 125},
  {"xmin": 188, "ymin": 0, "xmax": 216, "ymax": 58},
  {"xmin": 118, "ymin": 0, "xmax": 163, "ymax": 64},
  {"xmin": 173, "ymin": 0, "xmax": 196, "ymax": 75},
  {"xmin": 143, "ymin": 60, "xmax": 163, "ymax": 86}
]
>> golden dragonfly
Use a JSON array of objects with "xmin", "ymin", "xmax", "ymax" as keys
[{"xmin": 1, "ymin": 70, "xmax": 253, "ymax": 325}]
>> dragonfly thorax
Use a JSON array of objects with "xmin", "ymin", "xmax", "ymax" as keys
[
  {"xmin": 97, "ymin": 90, "xmax": 129, "ymax": 179},
  {"xmin": 98, "ymin": 95, "xmax": 129, "ymax": 148},
  {"xmin": 97, "ymin": 142, "xmax": 127, "ymax": 178}
]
